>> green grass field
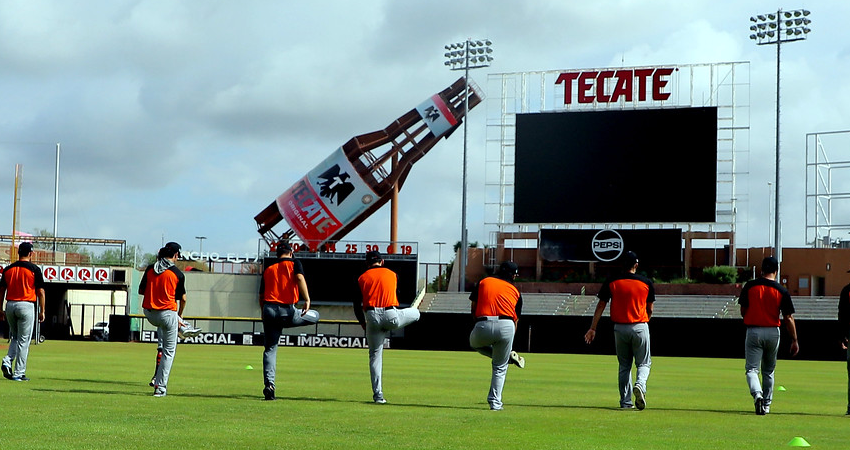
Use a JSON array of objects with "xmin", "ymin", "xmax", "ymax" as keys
[{"xmin": 0, "ymin": 341, "xmax": 846, "ymax": 449}]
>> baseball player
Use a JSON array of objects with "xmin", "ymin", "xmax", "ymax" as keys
[
  {"xmin": 354, "ymin": 250, "xmax": 420, "ymax": 404},
  {"xmin": 585, "ymin": 251, "xmax": 654, "ymax": 410},
  {"xmin": 259, "ymin": 240, "xmax": 319, "ymax": 401},
  {"xmin": 0, "ymin": 242, "xmax": 46, "ymax": 381},
  {"xmin": 839, "ymin": 268, "xmax": 850, "ymax": 415},
  {"xmin": 148, "ymin": 314, "xmax": 203, "ymax": 388},
  {"xmin": 139, "ymin": 242, "xmax": 186, "ymax": 397},
  {"xmin": 738, "ymin": 256, "xmax": 798, "ymax": 415},
  {"xmin": 468, "ymin": 261, "xmax": 526, "ymax": 411}
]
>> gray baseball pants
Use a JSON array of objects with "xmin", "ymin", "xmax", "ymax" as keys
[
  {"xmin": 262, "ymin": 303, "xmax": 320, "ymax": 389},
  {"xmin": 745, "ymin": 326, "xmax": 780, "ymax": 405},
  {"xmin": 469, "ymin": 317, "xmax": 516, "ymax": 410},
  {"xmin": 2, "ymin": 301, "xmax": 36, "ymax": 378},
  {"xmin": 365, "ymin": 306, "xmax": 420, "ymax": 401},
  {"xmin": 144, "ymin": 308, "xmax": 178, "ymax": 393},
  {"xmin": 614, "ymin": 322, "xmax": 651, "ymax": 408}
]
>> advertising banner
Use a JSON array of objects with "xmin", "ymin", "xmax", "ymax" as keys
[
  {"xmin": 139, "ymin": 330, "xmax": 371, "ymax": 348},
  {"xmin": 40, "ymin": 265, "xmax": 111, "ymax": 284},
  {"xmin": 276, "ymin": 147, "xmax": 377, "ymax": 245},
  {"xmin": 539, "ymin": 228, "xmax": 682, "ymax": 268}
]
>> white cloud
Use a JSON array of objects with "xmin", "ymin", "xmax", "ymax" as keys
[{"xmin": 0, "ymin": 0, "xmax": 847, "ymax": 267}]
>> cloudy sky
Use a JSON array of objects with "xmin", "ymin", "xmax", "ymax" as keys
[{"xmin": 1, "ymin": 0, "xmax": 848, "ymax": 266}]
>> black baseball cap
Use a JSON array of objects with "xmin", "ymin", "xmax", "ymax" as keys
[
  {"xmin": 762, "ymin": 256, "xmax": 779, "ymax": 274},
  {"xmin": 165, "ymin": 242, "xmax": 182, "ymax": 256},
  {"xmin": 622, "ymin": 251, "xmax": 639, "ymax": 268},
  {"xmin": 498, "ymin": 261, "xmax": 519, "ymax": 277},
  {"xmin": 366, "ymin": 250, "xmax": 383, "ymax": 265},
  {"xmin": 276, "ymin": 240, "xmax": 293, "ymax": 257},
  {"xmin": 18, "ymin": 242, "xmax": 33, "ymax": 256}
]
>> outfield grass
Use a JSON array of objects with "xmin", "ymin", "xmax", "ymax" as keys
[{"xmin": 0, "ymin": 341, "xmax": 846, "ymax": 449}]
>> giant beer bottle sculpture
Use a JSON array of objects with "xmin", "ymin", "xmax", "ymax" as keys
[{"xmin": 255, "ymin": 77, "xmax": 482, "ymax": 251}]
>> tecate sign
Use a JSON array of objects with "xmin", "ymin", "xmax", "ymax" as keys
[
  {"xmin": 556, "ymin": 68, "xmax": 675, "ymax": 105},
  {"xmin": 591, "ymin": 229, "xmax": 624, "ymax": 262}
]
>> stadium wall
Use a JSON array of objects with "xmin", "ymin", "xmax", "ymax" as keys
[
  {"xmin": 401, "ymin": 313, "xmax": 845, "ymax": 362},
  {"xmin": 126, "ymin": 272, "xmax": 844, "ymax": 362},
  {"xmin": 127, "ymin": 271, "xmax": 263, "ymax": 335}
]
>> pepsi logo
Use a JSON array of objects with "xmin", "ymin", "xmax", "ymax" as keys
[{"xmin": 591, "ymin": 229, "xmax": 624, "ymax": 262}]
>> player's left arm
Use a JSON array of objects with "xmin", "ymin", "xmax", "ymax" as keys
[
  {"xmin": 839, "ymin": 288, "xmax": 849, "ymax": 348},
  {"xmin": 584, "ymin": 300, "xmax": 608, "ymax": 344},
  {"xmin": 37, "ymin": 288, "xmax": 46, "ymax": 322},
  {"xmin": 0, "ymin": 285, "xmax": 6, "ymax": 321},
  {"xmin": 177, "ymin": 294, "xmax": 187, "ymax": 317},
  {"xmin": 784, "ymin": 314, "xmax": 799, "ymax": 356},
  {"xmin": 646, "ymin": 279, "xmax": 656, "ymax": 320},
  {"xmin": 468, "ymin": 282, "xmax": 480, "ymax": 317},
  {"xmin": 515, "ymin": 295, "xmax": 523, "ymax": 318},
  {"xmin": 174, "ymin": 270, "xmax": 187, "ymax": 318},
  {"xmin": 295, "ymin": 273, "xmax": 311, "ymax": 312},
  {"xmin": 353, "ymin": 288, "xmax": 366, "ymax": 330}
]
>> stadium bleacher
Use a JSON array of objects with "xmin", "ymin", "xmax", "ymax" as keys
[{"xmin": 421, "ymin": 292, "xmax": 839, "ymax": 320}]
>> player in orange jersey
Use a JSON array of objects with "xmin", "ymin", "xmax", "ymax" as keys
[
  {"xmin": 469, "ymin": 261, "xmax": 526, "ymax": 411},
  {"xmin": 355, "ymin": 251, "xmax": 420, "ymax": 404},
  {"xmin": 738, "ymin": 256, "xmax": 798, "ymax": 415},
  {"xmin": 585, "ymin": 251, "xmax": 655, "ymax": 410},
  {"xmin": 1, "ymin": 242, "xmax": 46, "ymax": 381}
]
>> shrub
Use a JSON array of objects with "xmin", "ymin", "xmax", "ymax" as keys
[
  {"xmin": 702, "ymin": 265, "xmax": 738, "ymax": 284},
  {"xmin": 664, "ymin": 277, "xmax": 696, "ymax": 284}
]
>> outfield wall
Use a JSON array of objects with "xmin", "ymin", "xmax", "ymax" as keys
[
  {"xmin": 400, "ymin": 313, "xmax": 846, "ymax": 362},
  {"xmin": 125, "ymin": 272, "xmax": 845, "ymax": 361},
  {"xmin": 182, "ymin": 272, "xmax": 260, "ymax": 318}
]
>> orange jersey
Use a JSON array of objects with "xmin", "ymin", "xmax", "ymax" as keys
[
  {"xmin": 469, "ymin": 277, "xmax": 522, "ymax": 322},
  {"xmin": 598, "ymin": 273, "xmax": 655, "ymax": 324},
  {"xmin": 358, "ymin": 266, "xmax": 399, "ymax": 309},
  {"xmin": 739, "ymin": 277, "xmax": 794, "ymax": 327},
  {"xmin": 0, "ymin": 260, "xmax": 44, "ymax": 302},
  {"xmin": 139, "ymin": 265, "xmax": 185, "ymax": 311},
  {"xmin": 261, "ymin": 258, "xmax": 303, "ymax": 305}
]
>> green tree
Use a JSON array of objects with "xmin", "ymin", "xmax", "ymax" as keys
[
  {"xmin": 452, "ymin": 240, "xmax": 479, "ymax": 253},
  {"xmin": 30, "ymin": 228, "xmax": 92, "ymax": 258},
  {"xmin": 132, "ymin": 248, "xmax": 156, "ymax": 270},
  {"xmin": 428, "ymin": 261, "xmax": 453, "ymax": 293},
  {"xmin": 91, "ymin": 244, "xmax": 149, "ymax": 268}
]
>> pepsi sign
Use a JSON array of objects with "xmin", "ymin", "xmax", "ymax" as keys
[{"xmin": 591, "ymin": 229, "xmax": 624, "ymax": 262}]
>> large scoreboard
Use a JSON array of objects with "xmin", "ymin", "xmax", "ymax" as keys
[
  {"xmin": 514, "ymin": 107, "xmax": 718, "ymax": 224},
  {"xmin": 263, "ymin": 240, "xmax": 419, "ymax": 307}
]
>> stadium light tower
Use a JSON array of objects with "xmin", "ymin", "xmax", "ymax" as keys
[
  {"xmin": 444, "ymin": 38, "xmax": 493, "ymax": 291},
  {"xmin": 749, "ymin": 9, "xmax": 811, "ymax": 263}
]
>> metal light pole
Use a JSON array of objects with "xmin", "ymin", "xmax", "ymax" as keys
[
  {"xmin": 749, "ymin": 9, "xmax": 812, "ymax": 264},
  {"xmin": 767, "ymin": 182, "xmax": 773, "ymax": 249},
  {"xmin": 53, "ymin": 143, "xmax": 60, "ymax": 263},
  {"xmin": 444, "ymin": 38, "xmax": 493, "ymax": 291},
  {"xmin": 195, "ymin": 236, "xmax": 207, "ymax": 254}
]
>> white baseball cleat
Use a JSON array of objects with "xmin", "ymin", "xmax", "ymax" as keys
[
  {"xmin": 634, "ymin": 384, "xmax": 646, "ymax": 410},
  {"xmin": 509, "ymin": 351, "xmax": 525, "ymax": 369},
  {"xmin": 178, "ymin": 321, "xmax": 203, "ymax": 339}
]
